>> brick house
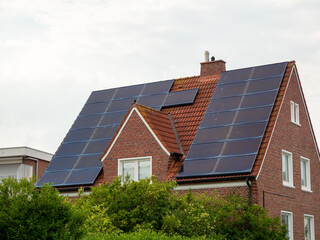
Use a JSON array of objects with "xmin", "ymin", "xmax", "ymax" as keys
[
  {"xmin": 0, "ymin": 146, "xmax": 52, "ymax": 180},
  {"xmin": 38, "ymin": 55, "xmax": 319, "ymax": 240}
]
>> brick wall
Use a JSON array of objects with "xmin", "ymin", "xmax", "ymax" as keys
[
  {"xmin": 255, "ymin": 67, "xmax": 320, "ymax": 239},
  {"xmin": 176, "ymin": 184, "xmax": 249, "ymax": 200},
  {"xmin": 100, "ymin": 110, "xmax": 171, "ymax": 184}
]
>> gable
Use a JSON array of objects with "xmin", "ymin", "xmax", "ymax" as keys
[
  {"xmin": 100, "ymin": 108, "xmax": 173, "ymax": 183},
  {"xmin": 101, "ymin": 107, "xmax": 172, "ymax": 161},
  {"xmin": 256, "ymin": 64, "xmax": 320, "ymax": 181}
]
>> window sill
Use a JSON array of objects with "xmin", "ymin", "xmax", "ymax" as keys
[
  {"xmin": 283, "ymin": 183, "xmax": 295, "ymax": 189},
  {"xmin": 301, "ymin": 188, "xmax": 312, "ymax": 193}
]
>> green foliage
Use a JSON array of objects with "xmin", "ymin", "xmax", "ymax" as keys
[
  {"xmin": 77, "ymin": 177, "xmax": 287, "ymax": 239},
  {"xmin": 198, "ymin": 194, "xmax": 288, "ymax": 240},
  {"xmin": 77, "ymin": 176, "xmax": 177, "ymax": 233},
  {"xmin": 0, "ymin": 177, "xmax": 85, "ymax": 240},
  {"xmin": 83, "ymin": 229, "xmax": 208, "ymax": 240},
  {"xmin": 0, "ymin": 176, "xmax": 287, "ymax": 240}
]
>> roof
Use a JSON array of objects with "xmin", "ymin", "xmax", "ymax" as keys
[
  {"xmin": 135, "ymin": 104, "xmax": 182, "ymax": 154},
  {"xmin": 0, "ymin": 146, "xmax": 53, "ymax": 162},
  {"xmin": 37, "ymin": 60, "xmax": 294, "ymax": 187}
]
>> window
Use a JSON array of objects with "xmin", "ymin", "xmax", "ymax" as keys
[
  {"xmin": 281, "ymin": 211, "xmax": 293, "ymax": 240},
  {"xmin": 290, "ymin": 101, "xmax": 300, "ymax": 125},
  {"xmin": 304, "ymin": 215, "xmax": 315, "ymax": 240},
  {"xmin": 282, "ymin": 150, "xmax": 294, "ymax": 187},
  {"xmin": 118, "ymin": 157, "xmax": 151, "ymax": 181},
  {"xmin": 301, "ymin": 157, "xmax": 311, "ymax": 191}
]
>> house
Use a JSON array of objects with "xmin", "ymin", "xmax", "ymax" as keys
[
  {"xmin": 0, "ymin": 146, "xmax": 52, "ymax": 180},
  {"xmin": 37, "ymin": 53, "xmax": 320, "ymax": 240}
]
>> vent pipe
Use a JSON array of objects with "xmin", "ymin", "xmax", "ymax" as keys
[{"xmin": 204, "ymin": 51, "xmax": 210, "ymax": 62}]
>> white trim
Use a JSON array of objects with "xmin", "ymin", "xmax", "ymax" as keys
[
  {"xmin": 118, "ymin": 156, "xmax": 152, "ymax": 181},
  {"xmin": 290, "ymin": 100, "xmax": 300, "ymax": 126},
  {"xmin": 281, "ymin": 210, "xmax": 294, "ymax": 240},
  {"xmin": 301, "ymin": 156, "xmax": 311, "ymax": 192},
  {"xmin": 304, "ymin": 214, "xmax": 315, "ymax": 240},
  {"xmin": 256, "ymin": 66, "xmax": 294, "ymax": 180},
  {"xmin": 282, "ymin": 149, "xmax": 294, "ymax": 188},
  {"xmin": 175, "ymin": 181, "xmax": 247, "ymax": 190},
  {"xmin": 101, "ymin": 107, "xmax": 170, "ymax": 162},
  {"xmin": 0, "ymin": 147, "xmax": 52, "ymax": 162}
]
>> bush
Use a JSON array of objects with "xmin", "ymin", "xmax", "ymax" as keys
[
  {"xmin": 77, "ymin": 176, "xmax": 177, "ymax": 233},
  {"xmin": 84, "ymin": 229, "xmax": 208, "ymax": 240},
  {"xmin": 0, "ymin": 177, "xmax": 85, "ymax": 240}
]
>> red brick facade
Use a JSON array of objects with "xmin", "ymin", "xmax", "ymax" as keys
[
  {"xmin": 99, "ymin": 109, "xmax": 172, "ymax": 184},
  {"xmin": 254, "ymin": 67, "xmax": 320, "ymax": 239}
]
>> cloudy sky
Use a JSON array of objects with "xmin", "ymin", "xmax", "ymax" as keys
[{"xmin": 0, "ymin": 0, "xmax": 319, "ymax": 154}]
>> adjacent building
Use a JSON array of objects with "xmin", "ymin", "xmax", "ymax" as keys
[{"xmin": 0, "ymin": 146, "xmax": 52, "ymax": 180}]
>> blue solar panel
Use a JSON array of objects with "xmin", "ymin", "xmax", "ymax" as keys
[
  {"xmin": 39, "ymin": 78, "xmax": 199, "ymax": 187},
  {"xmin": 178, "ymin": 62, "xmax": 287, "ymax": 178},
  {"xmin": 162, "ymin": 88, "xmax": 198, "ymax": 108}
]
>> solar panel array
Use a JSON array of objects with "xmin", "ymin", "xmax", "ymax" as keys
[
  {"xmin": 37, "ymin": 80, "xmax": 199, "ymax": 187},
  {"xmin": 178, "ymin": 62, "xmax": 288, "ymax": 178}
]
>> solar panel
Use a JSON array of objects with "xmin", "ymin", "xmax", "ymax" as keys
[
  {"xmin": 72, "ymin": 115, "xmax": 102, "ymax": 129},
  {"xmin": 38, "ymin": 79, "xmax": 189, "ymax": 187},
  {"xmin": 141, "ymin": 79, "xmax": 174, "ymax": 95},
  {"xmin": 162, "ymin": 88, "xmax": 198, "ymax": 108},
  {"xmin": 75, "ymin": 154, "xmax": 102, "ymax": 169},
  {"xmin": 137, "ymin": 93, "xmax": 166, "ymax": 108},
  {"xmin": 36, "ymin": 171, "xmax": 70, "ymax": 186},
  {"xmin": 64, "ymin": 128, "xmax": 95, "ymax": 142},
  {"xmin": 178, "ymin": 62, "xmax": 288, "ymax": 178},
  {"xmin": 87, "ymin": 89, "xmax": 117, "ymax": 104},
  {"xmin": 46, "ymin": 156, "xmax": 79, "ymax": 171},
  {"xmin": 64, "ymin": 168, "xmax": 101, "ymax": 185},
  {"xmin": 91, "ymin": 126, "xmax": 118, "ymax": 140},
  {"xmin": 113, "ymin": 84, "xmax": 144, "ymax": 99},
  {"xmin": 80, "ymin": 101, "xmax": 109, "ymax": 116}
]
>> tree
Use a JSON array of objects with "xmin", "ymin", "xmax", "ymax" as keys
[{"xmin": 0, "ymin": 177, "xmax": 85, "ymax": 240}]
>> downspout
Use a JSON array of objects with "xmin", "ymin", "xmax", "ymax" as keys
[{"xmin": 246, "ymin": 177, "xmax": 252, "ymax": 206}]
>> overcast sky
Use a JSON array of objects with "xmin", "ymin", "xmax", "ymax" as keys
[{"xmin": 0, "ymin": 0, "xmax": 319, "ymax": 154}]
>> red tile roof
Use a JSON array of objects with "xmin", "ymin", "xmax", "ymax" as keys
[
  {"xmin": 162, "ymin": 74, "xmax": 220, "ymax": 180},
  {"xmin": 135, "ymin": 103, "xmax": 182, "ymax": 154},
  {"xmin": 162, "ymin": 75, "xmax": 219, "ymax": 154}
]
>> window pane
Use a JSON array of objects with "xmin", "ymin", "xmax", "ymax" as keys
[
  {"xmin": 295, "ymin": 103, "xmax": 299, "ymax": 124},
  {"xmin": 301, "ymin": 160, "xmax": 307, "ymax": 186},
  {"xmin": 123, "ymin": 162, "xmax": 135, "ymax": 181},
  {"xmin": 305, "ymin": 217, "xmax": 311, "ymax": 240},
  {"xmin": 282, "ymin": 154, "xmax": 289, "ymax": 182},
  {"xmin": 281, "ymin": 214, "xmax": 290, "ymax": 238},
  {"xmin": 290, "ymin": 101, "xmax": 295, "ymax": 122},
  {"xmin": 139, "ymin": 161, "xmax": 150, "ymax": 180}
]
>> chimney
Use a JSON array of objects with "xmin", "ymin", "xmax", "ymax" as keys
[{"xmin": 200, "ymin": 51, "xmax": 226, "ymax": 77}]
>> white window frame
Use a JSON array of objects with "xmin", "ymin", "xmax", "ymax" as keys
[
  {"xmin": 290, "ymin": 101, "xmax": 300, "ymax": 125},
  {"xmin": 301, "ymin": 157, "xmax": 311, "ymax": 192},
  {"xmin": 118, "ymin": 156, "xmax": 152, "ymax": 181},
  {"xmin": 304, "ymin": 214, "xmax": 315, "ymax": 240},
  {"xmin": 282, "ymin": 150, "xmax": 294, "ymax": 188},
  {"xmin": 281, "ymin": 211, "xmax": 294, "ymax": 240}
]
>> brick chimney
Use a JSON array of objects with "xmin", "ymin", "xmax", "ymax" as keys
[{"xmin": 200, "ymin": 51, "xmax": 226, "ymax": 77}]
